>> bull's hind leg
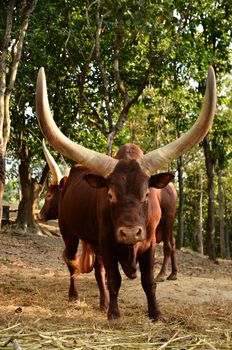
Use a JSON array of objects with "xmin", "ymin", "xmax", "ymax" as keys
[
  {"xmin": 155, "ymin": 218, "xmax": 177, "ymax": 282},
  {"xmin": 155, "ymin": 239, "xmax": 177, "ymax": 282},
  {"xmin": 167, "ymin": 238, "xmax": 177, "ymax": 281},
  {"xmin": 63, "ymin": 238, "xmax": 80, "ymax": 301},
  {"xmin": 155, "ymin": 241, "xmax": 171, "ymax": 282}
]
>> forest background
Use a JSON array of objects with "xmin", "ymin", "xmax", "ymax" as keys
[{"xmin": 0, "ymin": 0, "xmax": 232, "ymax": 261}]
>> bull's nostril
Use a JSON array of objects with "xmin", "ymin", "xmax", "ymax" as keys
[
  {"xmin": 117, "ymin": 226, "xmax": 145, "ymax": 244},
  {"xmin": 120, "ymin": 230, "xmax": 127, "ymax": 238}
]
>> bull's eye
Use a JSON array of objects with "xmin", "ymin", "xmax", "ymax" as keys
[
  {"xmin": 142, "ymin": 190, "xmax": 150, "ymax": 202},
  {"xmin": 108, "ymin": 189, "xmax": 117, "ymax": 203}
]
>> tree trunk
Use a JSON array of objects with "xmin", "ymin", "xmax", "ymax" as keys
[
  {"xmin": 0, "ymin": 155, "xmax": 6, "ymax": 230},
  {"xmin": 0, "ymin": 1, "xmax": 37, "ymax": 228},
  {"xmin": 194, "ymin": 169, "xmax": 204, "ymax": 255},
  {"xmin": 176, "ymin": 155, "xmax": 184, "ymax": 249},
  {"xmin": 203, "ymin": 136, "xmax": 216, "ymax": 261},
  {"xmin": 15, "ymin": 139, "xmax": 38, "ymax": 231},
  {"xmin": 217, "ymin": 170, "xmax": 226, "ymax": 258},
  {"xmin": 224, "ymin": 195, "xmax": 231, "ymax": 259},
  {"xmin": 106, "ymin": 132, "xmax": 115, "ymax": 156}
]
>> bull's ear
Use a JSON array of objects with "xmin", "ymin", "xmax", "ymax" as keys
[
  {"xmin": 84, "ymin": 173, "xmax": 107, "ymax": 188},
  {"xmin": 59, "ymin": 176, "xmax": 68, "ymax": 189},
  {"xmin": 149, "ymin": 172, "xmax": 174, "ymax": 189}
]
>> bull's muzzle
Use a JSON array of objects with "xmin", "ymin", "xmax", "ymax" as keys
[
  {"xmin": 37, "ymin": 212, "xmax": 45, "ymax": 222},
  {"xmin": 116, "ymin": 226, "xmax": 146, "ymax": 244}
]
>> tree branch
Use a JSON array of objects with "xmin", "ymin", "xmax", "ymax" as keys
[
  {"xmin": 113, "ymin": 19, "xmax": 129, "ymax": 106},
  {"xmin": 77, "ymin": 2, "xmax": 109, "ymax": 135},
  {"xmin": 95, "ymin": 1, "xmax": 113, "ymax": 129},
  {"xmin": 0, "ymin": 0, "xmax": 15, "ymax": 139},
  {"xmin": 4, "ymin": 1, "xmax": 38, "ymax": 145},
  {"xmin": 114, "ymin": 9, "xmax": 189, "ymax": 134}
]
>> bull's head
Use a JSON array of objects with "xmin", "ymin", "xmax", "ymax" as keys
[
  {"xmin": 36, "ymin": 67, "xmax": 216, "ymax": 243},
  {"xmin": 84, "ymin": 155, "xmax": 174, "ymax": 244},
  {"xmin": 37, "ymin": 140, "xmax": 67, "ymax": 222}
]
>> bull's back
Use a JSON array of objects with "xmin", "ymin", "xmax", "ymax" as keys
[{"xmin": 58, "ymin": 165, "xmax": 100, "ymax": 245}]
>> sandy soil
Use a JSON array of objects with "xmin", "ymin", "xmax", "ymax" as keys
[{"xmin": 0, "ymin": 221, "xmax": 232, "ymax": 349}]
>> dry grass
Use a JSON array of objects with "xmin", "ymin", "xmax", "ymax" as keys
[
  {"xmin": 0, "ymin": 228, "xmax": 232, "ymax": 350},
  {"xmin": 1, "ymin": 307, "xmax": 231, "ymax": 350},
  {"xmin": 1, "ymin": 271, "xmax": 231, "ymax": 350}
]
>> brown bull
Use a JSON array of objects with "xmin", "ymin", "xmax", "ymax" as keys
[
  {"xmin": 39, "ymin": 140, "xmax": 177, "ymax": 282},
  {"xmin": 36, "ymin": 67, "xmax": 216, "ymax": 321},
  {"xmin": 38, "ymin": 140, "xmax": 95, "ymax": 274}
]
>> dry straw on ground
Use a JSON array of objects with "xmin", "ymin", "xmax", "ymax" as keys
[
  {"xmin": 0, "ymin": 226, "xmax": 232, "ymax": 349},
  {"xmin": 1, "ymin": 290, "xmax": 231, "ymax": 349}
]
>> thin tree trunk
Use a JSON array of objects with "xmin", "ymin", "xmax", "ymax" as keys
[
  {"xmin": 217, "ymin": 170, "xmax": 226, "ymax": 258},
  {"xmin": 203, "ymin": 136, "xmax": 216, "ymax": 261},
  {"xmin": 0, "ymin": 0, "xmax": 15, "ymax": 229},
  {"xmin": 106, "ymin": 132, "xmax": 115, "ymax": 156},
  {"xmin": 16, "ymin": 139, "xmax": 49, "ymax": 231},
  {"xmin": 176, "ymin": 155, "xmax": 184, "ymax": 249},
  {"xmin": 224, "ymin": 195, "xmax": 231, "ymax": 259},
  {"xmin": 16, "ymin": 137, "xmax": 38, "ymax": 231},
  {"xmin": 194, "ymin": 170, "xmax": 204, "ymax": 255},
  {"xmin": 0, "ymin": 1, "xmax": 37, "ymax": 228}
]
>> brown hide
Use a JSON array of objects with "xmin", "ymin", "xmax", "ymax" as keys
[
  {"xmin": 59, "ymin": 145, "xmax": 176, "ymax": 320},
  {"xmin": 38, "ymin": 183, "xmax": 63, "ymax": 222},
  {"xmin": 38, "ymin": 175, "xmax": 95, "ymax": 274},
  {"xmin": 115, "ymin": 144, "xmax": 177, "ymax": 281}
]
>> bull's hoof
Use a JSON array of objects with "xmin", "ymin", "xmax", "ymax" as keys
[
  {"xmin": 151, "ymin": 314, "xmax": 166, "ymax": 323},
  {"xmin": 108, "ymin": 310, "xmax": 120, "ymax": 321},
  {"xmin": 68, "ymin": 293, "xmax": 78, "ymax": 302},
  {"xmin": 154, "ymin": 274, "xmax": 165, "ymax": 282},
  {"xmin": 167, "ymin": 273, "xmax": 177, "ymax": 281},
  {"xmin": 149, "ymin": 312, "xmax": 164, "ymax": 322},
  {"xmin": 100, "ymin": 301, "xmax": 109, "ymax": 312},
  {"xmin": 100, "ymin": 305, "xmax": 108, "ymax": 312}
]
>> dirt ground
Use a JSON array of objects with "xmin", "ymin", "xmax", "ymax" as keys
[{"xmin": 0, "ymin": 220, "xmax": 232, "ymax": 350}]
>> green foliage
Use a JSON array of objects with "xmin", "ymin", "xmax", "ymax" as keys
[
  {"xmin": 3, "ymin": 180, "xmax": 20, "ymax": 204},
  {"xmin": 1, "ymin": 0, "xmax": 232, "ymax": 255}
]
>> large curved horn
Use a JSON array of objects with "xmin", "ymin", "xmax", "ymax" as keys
[
  {"xmin": 139, "ymin": 66, "xmax": 216, "ymax": 176},
  {"xmin": 36, "ymin": 68, "xmax": 118, "ymax": 177},
  {"xmin": 42, "ymin": 139, "xmax": 63, "ymax": 185}
]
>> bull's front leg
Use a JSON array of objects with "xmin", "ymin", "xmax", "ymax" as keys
[
  {"xmin": 139, "ymin": 244, "xmax": 161, "ymax": 321},
  {"xmin": 101, "ymin": 246, "xmax": 121, "ymax": 320}
]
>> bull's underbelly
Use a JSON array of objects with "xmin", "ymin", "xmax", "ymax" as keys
[{"xmin": 59, "ymin": 214, "xmax": 100, "ymax": 247}]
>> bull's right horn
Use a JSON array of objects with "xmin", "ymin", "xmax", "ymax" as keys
[
  {"xmin": 36, "ymin": 68, "xmax": 118, "ymax": 178},
  {"xmin": 42, "ymin": 139, "xmax": 63, "ymax": 185}
]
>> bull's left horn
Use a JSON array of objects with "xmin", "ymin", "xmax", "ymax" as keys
[
  {"xmin": 36, "ymin": 68, "xmax": 118, "ymax": 177},
  {"xmin": 42, "ymin": 139, "xmax": 63, "ymax": 185},
  {"xmin": 139, "ymin": 66, "xmax": 216, "ymax": 175}
]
